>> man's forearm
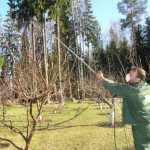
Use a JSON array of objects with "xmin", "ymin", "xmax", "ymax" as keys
[{"xmin": 103, "ymin": 78, "xmax": 115, "ymax": 84}]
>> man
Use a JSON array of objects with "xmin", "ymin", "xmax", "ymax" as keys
[{"xmin": 96, "ymin": 67, "xmax": 150, "ymax": 150}]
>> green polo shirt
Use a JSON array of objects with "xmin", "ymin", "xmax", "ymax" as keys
[{"xmin": 103, "ymin": 79, "xmax": 150, "ymax": 125}]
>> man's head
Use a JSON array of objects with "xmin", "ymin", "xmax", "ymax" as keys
[{"xmin": 127, "ymin": 66, "xmax": 146, "ymax": 84}]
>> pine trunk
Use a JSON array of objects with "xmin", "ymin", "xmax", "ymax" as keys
[
  {"xmin": 43, "ymin": 17, "xmax": 50, "ymax": 103},
  {"xmin": 57, "ymin": 14, "xmax": 64, "ymax": 105}
]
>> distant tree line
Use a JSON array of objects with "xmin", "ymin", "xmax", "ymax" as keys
[{"xmin": 0, "ymin": 0, "xmax": 149, "ymax": 102}]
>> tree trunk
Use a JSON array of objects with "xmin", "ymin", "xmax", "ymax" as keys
[
  {"xmin": 109, "ymin": 98, "xmax": 115, "ymax": 126},
  {"xmin": 43, "ymin": 19, "xmax": 48, "ymax": 87},
  {"xmin": 130, "ymin": 1, "xmax": 137, "ymax": 64},
  {"xmin": 109, "ymin": 106, "xmax": 115, "ymax": 126},
  {"xmin": 54, "ymin": 83, "xmax": 58, "ymax": 101},
  {"xmin": 68, "ymin": 64, "xmax": 73, "ymax": 99},
  {"xmin": 57, "ymin": 13, "xmax": 64, "ymax": 106},
  {"xmin": 26, "ymin": 107, "xmax": 30, "ymax": 150},
  {"xmin": 88, "ymin": 42, "xmax": 92, "ymax": 95},
  {"xmin": 31, "ymin": 23, "xmax": 37, "ymax": 92},
  {"xmin": 25, "ymin": 140, "xmax": 31, "ymax": 150},
  {"xmin": 78, "ymin": 31, "xmax": 83, "ymax": 100},
  {"xmin": 43, "ymin": 16, "xmax": 50, "ymax": 104}
]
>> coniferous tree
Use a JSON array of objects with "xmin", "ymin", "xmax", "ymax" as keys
[
  {"xmin": 118, "ymin": 0, "xmax": 148, "ymax": 63},
  {"xmin": 1, "ymin": 1, "xmax": 21, "ymax": 83},
  {"xmin": 135, "ymin": 19, "xmax": 150, "ymax": 73},
  {"xmin": 144, "ymin": 17, "xmax": 150, "ymax": 58}
]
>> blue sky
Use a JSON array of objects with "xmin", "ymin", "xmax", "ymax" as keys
[
  {"xmin": 92, "ymin": 0, "xmax": 150, "ymax": 32},
  {"xmin": 1, "ymin": 0, "xmax": 150, "ymax": 33},
  {"xmin": 92, "ymin": 0, "xmax": 122, "ymax": 32}
]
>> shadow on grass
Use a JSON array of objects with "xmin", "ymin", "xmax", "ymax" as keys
[
  {"xmin": 36, "ymin": 122, "xmax": 123, "ymax": 131},
  {"xmin": 97, "ymin": 122, "xmax": 123, "ymax": 128},
  {"xmin": 0, "ymin": 143, "xmax": 10, "ymax": 149},
  {"xmin": 123, "ymin": 147, "xmax": 134, "ymax": 150},
  {"xmin": 98, "ymin": 112, "xmax": 109, "ymax": 116}
]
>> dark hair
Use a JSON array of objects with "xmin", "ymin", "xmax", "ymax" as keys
[{"xmin": 131, "ymin": 66, "xmax": 146, "ymax": 81}]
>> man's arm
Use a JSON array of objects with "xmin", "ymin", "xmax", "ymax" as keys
[{"xmin": 95, "ymin": 71, "xmax": 138, "ymax": 97}]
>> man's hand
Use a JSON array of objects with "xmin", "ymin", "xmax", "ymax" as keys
[{"xmin": 95, "ymin": 71, "xmax": 104, "ymax": 81}]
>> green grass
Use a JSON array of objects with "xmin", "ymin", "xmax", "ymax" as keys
[{"xmin": 0, "ymin": 101, "xmax": 134, "ymax": 150}]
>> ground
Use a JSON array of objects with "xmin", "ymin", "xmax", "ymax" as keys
[{"xmin": 0, "ymin": 101, "xmax": 133, "ymax": 150}]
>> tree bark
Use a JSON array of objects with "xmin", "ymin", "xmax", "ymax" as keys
[
  {"xmin": 57, "ymin": 13, "xmax": 64, "ymax": 105},
  {"xmin": 43, "ymin": 16, "xmax": 50, "ymax": 104}
]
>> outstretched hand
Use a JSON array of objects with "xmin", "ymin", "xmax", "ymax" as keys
[{"xmin": 95, "ymin": 70, "xmax": 104, "ymax": 81}]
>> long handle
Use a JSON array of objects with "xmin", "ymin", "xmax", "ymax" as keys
[{"xmin": 52, "ymin": 34, "xmax": 96, "ymax": 74}]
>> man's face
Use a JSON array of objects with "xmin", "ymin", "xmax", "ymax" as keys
[{"xmin": 129, "ymin": 69, "xmax": 140, "ymax": 83}]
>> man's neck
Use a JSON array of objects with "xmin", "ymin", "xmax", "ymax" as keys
[{"xmin": 129, "ymin": 80, "xmax": 141, "ymax": 85}]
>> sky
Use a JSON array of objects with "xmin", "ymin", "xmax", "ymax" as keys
[
  {"xmin": 1, "ymin": 0, "xmax": 150, "ymax": 33},
  {"xmin": 91, "ymin": 0, "xmax": 122, "ymax": 32},
  {"xmin": 91, "ymin": 0, "xmax": 150, "ymax": 33}
]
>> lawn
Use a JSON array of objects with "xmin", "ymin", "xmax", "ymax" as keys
[{"xmin": 0, "ymin": 101, "xmax": 134, "ymax": 150}]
